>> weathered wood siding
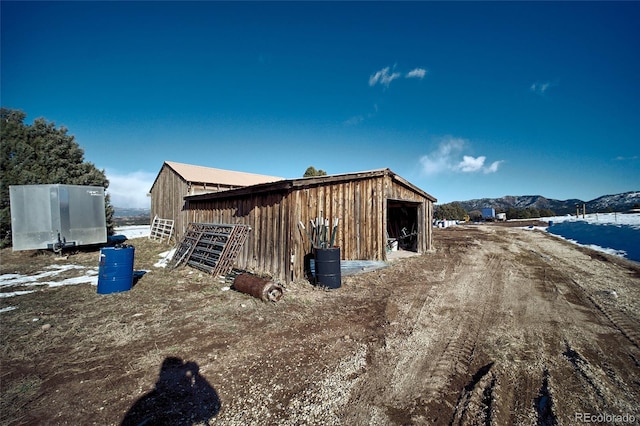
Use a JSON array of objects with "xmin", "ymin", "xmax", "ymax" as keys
[
  {"xmin": 184, "ymin": 170, "xmax": 434, "ymax": 283},
  {"xmin": 150, "ymin": 166, "xmax": 189, "ymax": 237},
  {"xmin": 187, "ymin": 183, "xmax": 240, "ymax": 195},
  {"xmin": 150, "ymin": 166, "xmax": 244, "ymax": 237},
  {"xmin": 186, "ymin": 190, "xmax": 291, "ymax": 281},
  {"xmin": 287, "ymin": 175, "xmax": 388, "ymax": 282}
]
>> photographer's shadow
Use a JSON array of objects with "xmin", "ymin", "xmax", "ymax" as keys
[{"xmin": 121, "ymin": 357, "xmax": 221, "ymax": 426}]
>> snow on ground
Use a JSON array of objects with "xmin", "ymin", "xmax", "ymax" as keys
[
  {"xmin": 0, "ymin": 264, "xmax": 97, "ymax": 289},
  {"xmin": 0, "ymin": 225, "xmax": 160, "ymax": 312},
  {"xmin": 0, "ymin": 265, "xmax": 100, "ymax": 313},
  {"xmin": 546, "ymin": 233, "xmax": 627, "ymax": 258},
  {"xmin": 114, "ymin": 225, "xmax": 150, "ymax": 239},
  {"xmin": 454, "ymin": 213, "xmax": 640, "ymax": 261},
  {"xmin": 4, "ymin": 217, "xmax": 637, "ymax": 312},
  {"xmin": 543, "ymin": 212, "xmax": 640, "ymax": 229},
  {"xmin": 540, "ymin": 213, "xmax": 640, "ymax": 260},
  {"xmin": 0, "ymin": 265, "xmax": 101, "ymax": 314},
  {"xmin": 0, "ymin": 290, "xmax": 36, "ymax": 298},
  {"xmin": 154, "ymin": 249, "xmax": 176, "ymax": 268}
]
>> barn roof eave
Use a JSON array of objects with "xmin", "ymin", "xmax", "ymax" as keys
[
  {"xmin": 149, "ymin": 161, "xmax": 187, "ymax": 194},
  {"xmin": 184, "ymin": 168, "xmax": 437, "ymax": 203},
  {"xmin": 185, "ymin": 179, "xmax": 293, "ymax": 201},
  {"xmin": 388, "ymin": 171, "xmax": 437, "ymax": 203}
]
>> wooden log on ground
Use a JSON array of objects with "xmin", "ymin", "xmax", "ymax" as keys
[{"xmin": 233, "ymin": 274, "xmax": 284, "ymax": 302}]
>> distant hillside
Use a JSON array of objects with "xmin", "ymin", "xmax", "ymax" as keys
[
  {"xmin": 113, "ymin": 207, "xmax": 151, "ymax": 218},
  {"xmin": 454, "ymin": 191, "xmax": 640, "ymax": 215},
  {"xmin": 112, "ymin": 207, "xmax": 151, "ymax": 226}
]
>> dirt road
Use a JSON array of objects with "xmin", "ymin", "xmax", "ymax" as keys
[{"xmin": 1, "ymin": 225, "xmax": 639, "ymax": 425}]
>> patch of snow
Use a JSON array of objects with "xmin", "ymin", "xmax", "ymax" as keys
[
  {"xmin": 0, "ymin": 264, "xmax": 99, "ymax": 297},
  {"xmin": 510, "ymin": 214, "xmax": 639, "ymax": 261},
  {"xmin": 114, "ymin": 225, "xmax": 150, "ymax": 239},
  {"xmin": 0, "ymin": 273, "xmax": 23, "ymax": 281},
  {"xmin": 41, "ymin": 272, "xmax": 99, "ymax": 287},
  {"xmin": 0, "ymin": 290, "xmax": 37, "ymax": 298},
  {"xmin": 0, "ymin": 265, "xmax": 86, "ymax": 287},
  {"xmin": 544, "ymin": 212, "xmax": 640, "ymax": 230},
  {"xmin": 545, "ymin": 232, "xmax": 628, "ymax": 258},
  {"xmin": 154, "ymin": 248, "xmax": 176, "ymax": 268},
  {"xmin": 521, "ymin": 226, "xmax": 547, "ymax": 231},
  {"xmin": 0, "ymin": 306, "xmax": 18, "ymax": 313}
]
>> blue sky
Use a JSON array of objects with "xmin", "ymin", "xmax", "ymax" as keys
[{"xmin": 2, "ymin": 1, "xmax": 638, "ymax": 208}]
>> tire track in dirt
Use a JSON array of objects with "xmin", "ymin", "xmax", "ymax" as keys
[
  {"xmin": 344, "ymin": 234, "xmax": 507, "ymax": 425},
  {"xmin": 566, "ymin": 277, "xmax": 640, "ymax": 350},
  {"xmin": 520, "ymin": 236, "xmax": 640, "ymax": 413},
  {"xmin": 450, "ymin": 361, "xmax": 497, "ymax": 426},
  {"xmin": 518, "ymin": 229, "xmax": 640, "ymax": 350},
  {"xmin": 452, "ymin": 230, "xmax": 575, "ymax": 425},
  {"xmin": 425, "ymin": 249, "xmax": 507, "ymax": 425},
  {"xmin": 4, "ymin": 226, "xmax": 640, "ymax": 425},
  {"xmin": 420, "ymin": 252, "xmax": 501, "ymax": 400},
  {"xmin": 496, "ymin": 229, "xmax": 640, "ymax": 422}
]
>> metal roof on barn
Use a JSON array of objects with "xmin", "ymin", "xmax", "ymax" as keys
[{"xmin": 149, "ymin": 161, "xmax": 284, "ymax": 193}]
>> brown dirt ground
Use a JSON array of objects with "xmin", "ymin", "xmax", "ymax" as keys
[{"xmin": 1, "ymin": 225, "xmax": 639, "ymax": 425}]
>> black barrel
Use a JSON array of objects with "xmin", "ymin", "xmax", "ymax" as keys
[{"xmin": 314, "ymin": 247, "xmax": 341, "ymax": 289}]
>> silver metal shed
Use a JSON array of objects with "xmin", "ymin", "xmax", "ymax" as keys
[{"xmin": 9, "ymin": 184, "xmax": 107, "ymax": 251}]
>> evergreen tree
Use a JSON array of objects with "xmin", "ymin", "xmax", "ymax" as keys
[
  {"xmin": 0, "ymin": 108, "xmax": 114, "ymax": 247},
  {"xmin": 539, "ymin": 209, "xmax": 555, "ymax": 218},
  {"xmin": 303, "ymin": 166, "xmax": 327, "ymax": 177},
  {"xmin": 434, "ymin": 202, "xmax": 468, "ymax": 221}
]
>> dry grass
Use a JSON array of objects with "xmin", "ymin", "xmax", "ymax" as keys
[{"xmin": 3, "ymin": 229, "xmax": 638, "ymax": 425}]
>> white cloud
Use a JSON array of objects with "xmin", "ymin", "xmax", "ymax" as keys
[
  {"xmin": 343, "ymin": 103, "xmax": 379, "ymax": 126},
  {"xmin": 419, "ymin": 137, "xmax": 465, "ymax": 175},
  {"xmin": 406, "ymin": 68, "xmax": 427, "ymax": 79},
  {"xmin": 105, "ymin": 169, "xmax": 155, "ymax": 208},
  {"xmin": 343, "ymin": 115, "xmax": 364, "ymax": 126},
  {"xmin": 369, "ymin": 67, "xmax": 402, "ymax": 87},
  {"xmin": 419, "ymin": 137, "xmax": 503, "ymax": 175},
  {"xmin": 530, "ymin": 81, "xmax": 552, "ymax": 95},
  {"xmin": 369, "ymin": 65, "xmax": 427, "ymax": 87},
  {"xmin": 457, "ymin": 155, "xmax": 486, "ymax": 172},
  {"xmin": 484, "ymin": 160, "xmax": 503, "ymax": 173}
]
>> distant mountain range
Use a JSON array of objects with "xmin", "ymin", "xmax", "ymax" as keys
[
  {"xmin": 113, "ymin": 207, "xmax": 151, "ymax": 218},
  {"xmin": 454, "ymin": 191, "xmax": 640, "ymax": 215},
  {"xmin": 114, "ymin": 191, "xmax": 640, "ymax": 218}
]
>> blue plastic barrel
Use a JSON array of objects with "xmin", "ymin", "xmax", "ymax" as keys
[
  {"xmin": 314, "ymin": 247, "xmax": 341, "ymax": 289},
  {"xmin": 98, "ymin": 245, "xmax": 135, "ymax": 294}
]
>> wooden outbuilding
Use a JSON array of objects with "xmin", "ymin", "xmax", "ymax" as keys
[
  {"xmin": 149, "ymin": 161, "xmax": 282, "ymax": 236},
  {"xmin": 184, "ymin": 168, "xmax": 437, "ymax": 283}
]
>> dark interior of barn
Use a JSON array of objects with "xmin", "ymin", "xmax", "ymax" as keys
[{"xmin": 386, "ymin": 200, "xmax": 419, "ymax": 252}]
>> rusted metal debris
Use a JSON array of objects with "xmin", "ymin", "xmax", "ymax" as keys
[{"xmin": 233, "ymin": 274, "xmax": 284, "ymax": 302}]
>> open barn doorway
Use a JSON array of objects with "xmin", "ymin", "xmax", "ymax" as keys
[{"xmin": 387, "ymin": 200, "xmax": 420, "ymax": 253}]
